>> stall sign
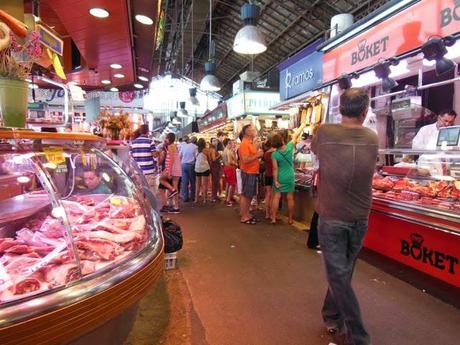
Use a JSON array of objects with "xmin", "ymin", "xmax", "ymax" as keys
[
  {"xmin": 37, "ymin": 24, "xmax": 63, "ymax": 56},
  {"xmin": 227, "ymin": 93, "xmax": 245, "ymax": 119},
  {"xmin": 244, "ymin": 91, "xmax": 286, "ymax": 115},
  {"xmin": 278, "ymin": 39, "xmax": 324, "ymax": 101},
  {"xmin": 198, "ymin": 104, "xmax": 227, "ymax": 132},
  {"xmin": 323, "ymin": 0, "xmax": 460, "ymax": 82},
  {"xmin": 365, "ymin": 210, "xmax": 460, "ymax": 288}
]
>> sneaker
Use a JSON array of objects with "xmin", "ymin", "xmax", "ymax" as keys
[
  {"xmin": 169, "ymin": 208, "xmax": 180, "ymax": 214},
  {"xmin": 168, "ymin": 190, "xmax": 178, "ymax": 199}
]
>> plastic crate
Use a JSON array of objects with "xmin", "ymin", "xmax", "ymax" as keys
[{"xmin": 164, "ymin": 252, "xmax": 177, "ymax": 270}]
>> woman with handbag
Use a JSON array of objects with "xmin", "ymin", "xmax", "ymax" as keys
[{"xmin": 271, "ymin": 122, "xmax": 307, "ymax": 224}]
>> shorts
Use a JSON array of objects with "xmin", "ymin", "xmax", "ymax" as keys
[
  {"xmin": 241, "ymin": 171, "xmax": 258, "ymax": 198},
  {"xmin": 264, "ymin": 176, "xmax": 273, "ymax": 187},
  {"xmin": 223, "ymin": 166, "xmax": 237, "ymax": 186},
  {"xmin": 196, "ymin": 169, "xmax": 210, "ymax": 177}
]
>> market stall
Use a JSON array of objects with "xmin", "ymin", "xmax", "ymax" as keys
[
  {"xmin": 271, "ymin": 40, "xmax": 328, "ymax": 224},
  {"xmin": 321, "ymin": 0, "xmax": 460, "ymax": 287},
  {"xmin": 197, "ymin": 103, "xmax": 231, "ymax": 139},
  {"xmin": 226, "ymin": 90, "xmax": 289, "ymax": 140},
  {"xmin": 0, "ymin": 129, "xmax": 164, "ymax": 344}
]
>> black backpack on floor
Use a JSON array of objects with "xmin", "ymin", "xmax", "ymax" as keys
[{"xmin": 161, "ymin": 217, "xmax": 183, "ymax": 253}]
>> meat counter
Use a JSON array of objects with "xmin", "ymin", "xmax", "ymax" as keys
[
  {"xmin": 365, "ymin": 149, "xmax": 460, "ymax": 288},
  {"xmin": 0, "ymin": 129, "xmax": 164, "ymax": 345}
]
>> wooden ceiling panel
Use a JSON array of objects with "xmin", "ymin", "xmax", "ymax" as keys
[{"xmin": 42, "ymin": 0, "xmax": 134, "ymax": 87}]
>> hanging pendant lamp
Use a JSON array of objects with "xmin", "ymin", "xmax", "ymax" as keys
[
  {"xmin": 200, "ymin": 0, "xmax": 221, "ymax": 92},
  {"xmin": 233, "ymin": 3, "xmax": 267, "ymax": 55}
]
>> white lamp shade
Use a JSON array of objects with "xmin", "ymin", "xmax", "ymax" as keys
[
  {"xmin": 200, "ymin": 74, "xmax": 221, "ymax": 92},
  {"xmin": 233, "ymin": 25, "xmax": 267, "ymax": 55}
]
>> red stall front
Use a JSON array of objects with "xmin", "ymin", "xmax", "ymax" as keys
[{"xmin": 322, "ymin": 0, "xmax": 460, "ymax": 287}]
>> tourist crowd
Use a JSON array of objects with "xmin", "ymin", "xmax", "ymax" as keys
[{"xmin": 129, "ymin": 125, "xmax": 312, "ymax": 224}]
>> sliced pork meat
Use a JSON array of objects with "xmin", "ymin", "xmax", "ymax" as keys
[
  {"xmin": 76, "ymin": 238, "xmax": 123, "ymax": 261},
  {"xmin": 77, "ymin": 230, "xmax": 137, "ymax": 244},
  {"xmin": 44, "ymin": 263, "xmax": 79, "ymax": 286}
]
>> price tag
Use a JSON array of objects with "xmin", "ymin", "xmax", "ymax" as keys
[{"xmin": 43, "ymin": 146, "xmax": 65, "ymax": 165}]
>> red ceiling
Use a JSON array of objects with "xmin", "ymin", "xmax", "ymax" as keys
[{"xmin": 41, "ymin": 0, "xmax": 134, "ymax": 88}]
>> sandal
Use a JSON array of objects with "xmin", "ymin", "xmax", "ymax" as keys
[{"xmin": 241, "ymin": 218, "xmax": 256, "ymax": 225}]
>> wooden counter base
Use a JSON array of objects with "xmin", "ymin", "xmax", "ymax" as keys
[{"xmin": 0, "ymin": 252, "xmax": 164, "ymax": 345}]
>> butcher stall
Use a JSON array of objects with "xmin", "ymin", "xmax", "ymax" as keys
[{"xmin": 0, "ymin": 129, "xmax": 164, "ymax": 345}]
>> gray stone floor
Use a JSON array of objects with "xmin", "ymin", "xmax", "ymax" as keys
[{"xmin": 130, "ymin": 202, "xmax": 460, "ymax": 345}]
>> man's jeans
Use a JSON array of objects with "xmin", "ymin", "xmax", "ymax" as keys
[
  {"xmin": 318, "ymin": 218, "xmax": 370, "ymax": 345},
  {"xmin": 181, "ymin": 163, "xmax": 196, "ymax": 200}
]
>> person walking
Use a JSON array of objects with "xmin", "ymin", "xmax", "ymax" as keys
[
  {"xmin": 180, "ymin": 136, "xmax": 197, "ymax": 202},
  {"xmin": 262, "ymin": 139, "xmax": 275, "ymax": 220},
  {"xmin": 312, "ymin": 88, "xmax": 378, "ymax": 345},
  {"xmin": 239, "ymin": 124, "xmax": 263, "ymax": 225},
  {"xmin": 129, "ymin": 124, "xmax": 158, "ymax": 193},
  {"xmin": 223, "ymin": 139, "xmax": 238, "ymax": 206},
  {"xmin": 270, "ymin": 123, "xmax": 307, "ymax": 225},
  {"xmin": 163, "ymin": 133, "xmax": 181, "ymax": 214},
  {"xmin": 209, "ymin": 138, "xmax": 222, "ymax": 202},
  {"xmin": 195, "ymin": 138, "xmax": 211, "ymax": 204}
]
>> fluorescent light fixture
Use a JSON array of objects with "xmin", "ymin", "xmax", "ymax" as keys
[
  {"xmin": 110, "ymin": 87, "xmax": 119, "ymax": 92},
  {"xmin": 89, "ymin": 8, "xmax": 110, "ymax": 18},
  {"xmin": 110, "ymin": 63, "xmax": 122, "ymax": 69},
  {"xmin": 423, "ymin": 59, "xmax": 436, "ymax": 67},
  {"xmin": 101, "ymin": 79, "xmax": 111, "ymax": 85},
  {"xmin": 321, "ymin": 0, "xmax": 415, "ymax": 52},
  {"xmin": 389, "ymin": 60, "xmax": 410, "ymax": 78},
  {"xmin": 135, "ymin": 14, "xmax": 154, "ymax": 25},
  {"xmin": 445, "ymin": 42, "xmax": 460, "ymax": 60},
  {"xmin": 138, "ymin": 76, "xmax": 149, "ymax": 82},
  {"xmin": 351, "ymin": 71, "xmax": 380, "ymax": 88},
  {"xmin": 114, "ymin": 73, "xmax": 125, "ymax": 79},
  {"xmin": 134, "ymin": 83, "xmax": 144, "ymax": 89}
]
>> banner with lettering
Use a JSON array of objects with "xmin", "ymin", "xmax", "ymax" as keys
[
  {"xmin": 278, "ymin": 39, "xmax": 324, "ymax": 101},
  {"xmin": 323, "ymin": 0, "xmax": 460, "ymax": 82},
  {"xmin": 365, "ymin": 210, "xmax": 460, "ymax": 288}
]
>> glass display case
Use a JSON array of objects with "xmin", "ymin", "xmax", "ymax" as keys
[
  {"xmin": 372, "ymin": 149, "xmax": 460, "ymax": 225},
  {"xmin": 294, "ymin": 136, "xmax": 316, "ymax": 190},
  {"xmin": 0, "ymin": 129, "xmax": 163, "ymax": 327}
]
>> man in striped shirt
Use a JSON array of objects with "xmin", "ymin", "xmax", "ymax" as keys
[{"xmin": 130, "ymin": 125, "xmax": 158, "ymax": 191}]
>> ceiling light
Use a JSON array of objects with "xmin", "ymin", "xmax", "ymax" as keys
[
  {"xmin": 134, "ymin": 83, "xmax": 143, "ymax": 89},
  {"xmin": 200, "ymin": 62, "xmax": 221, "ymax": 92},
  {"xmin": 17, "ymin": 176, "xmax": 30, "ymax": 184},
  {"xmin": 374, "ymin": 60, "xmax": 398, "ymax": 92},
  {"xmin": 114, "ymin": 73, "xmax": 125, "ymax": 79},
  {"xmin": 189, "ymin": 87, "xmax": 200, "ymax": 106},
  {"xmin": 135, "ymin": 14, "xmax": 154, "ymax": 25},
  {"xmin": 101, "ymin": 80, "xmax": 111, "ymax": 85},
  {"xmin": 89, "ymin": 8, "xmax": 110, "ymax": 18},
  {"xmin": 138, "ymin": 76, "xmax": 149, "ymax": 82},
  {"xmin": 110, "ymin": 64, "xmax": 122, "ymax": 69},
  {"xmin": 110, "ymin": 87, "xmax": 119, "ymax": 92},
  {"xmin": 421, "ymin": 37, "xmax": 457, "ymax": 76},
  {"xmin": 233, "ymin": 4, "xmax": 267, "ymax": 55}
]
